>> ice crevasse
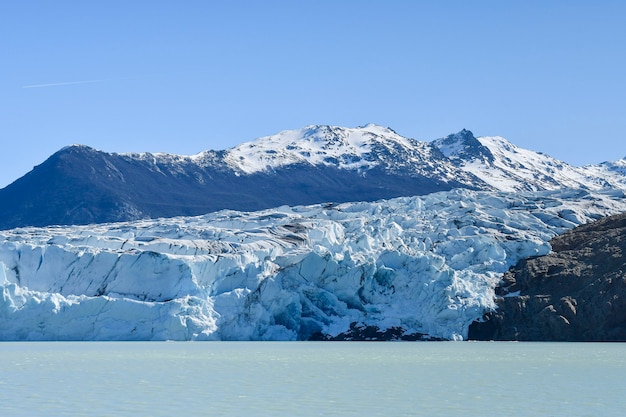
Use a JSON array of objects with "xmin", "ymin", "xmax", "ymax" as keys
[{"xmin": 1, "ymin": 188, "xmax": 625, "ymax": 341}]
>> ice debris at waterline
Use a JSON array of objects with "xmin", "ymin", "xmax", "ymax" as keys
[{"xmin": 1, "ymin": 188, "xmax": 626, "ymax": 341}]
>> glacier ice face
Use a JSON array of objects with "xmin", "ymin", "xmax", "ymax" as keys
[{"xmin": 1, "ymin": 188, "xmax": 626, "ymax": 341}]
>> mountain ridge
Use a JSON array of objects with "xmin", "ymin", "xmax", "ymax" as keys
[{"xmin": 1, "ymin": 125, "xmax": 625, "ymax": 230}]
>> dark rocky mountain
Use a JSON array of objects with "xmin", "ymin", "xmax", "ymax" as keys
[
  {"xmin": 1, "ymin": 124, "xmax": 625, "ymax": 230},
  {"xmin": 468, "ymin": 212, "xmax": 626, "ymax": 341}
]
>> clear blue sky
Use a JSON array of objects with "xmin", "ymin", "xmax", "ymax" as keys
[{"xmin": 2, "ymin": 1, "xmax": 625, "ymax": 188}]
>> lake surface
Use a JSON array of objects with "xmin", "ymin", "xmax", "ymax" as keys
[{"xmin": 1, "ymin": 342, "xmax": 624, "ymax": 416}]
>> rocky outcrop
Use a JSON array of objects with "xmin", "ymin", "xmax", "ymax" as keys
[
  {"xmin": 308, "ymin": 323, "xmax": 444, "ymax": 341},
  {"xmin": 469, "ymin": 212, "xmax": 626, "ymax": 341}
]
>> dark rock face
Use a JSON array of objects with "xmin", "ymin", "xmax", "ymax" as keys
[
  {"xmin": 469, "ymin": 212, "xmax": 626, "ymax": 341},
  {"xmin": 308, "ymin": 323, "xmax": 444, "ymax": 341}
]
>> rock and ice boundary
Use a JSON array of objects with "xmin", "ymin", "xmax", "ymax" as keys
[{"xmin": 2, "ymin": 188, "xmax": 626, "ymax": 341}]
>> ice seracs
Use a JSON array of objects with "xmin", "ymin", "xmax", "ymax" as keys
[{"xmin": 2, "ymin": 188, "xmax": 626, "ymax": 341}]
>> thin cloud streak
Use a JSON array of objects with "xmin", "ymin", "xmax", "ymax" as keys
[{"xmin": 22, "ymin": 79, "xmax": 109, "ymax": 89}]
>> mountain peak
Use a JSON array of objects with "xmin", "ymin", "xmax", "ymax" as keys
[
  {"xmin": 57, "ymin": 144, "xmax": 99, "ymax": 154},
  {"xmin": 432, "ymin": 129, "xmax": 495, "ymax": 164},
  {"xmin": 223, "ymin": 124, "xmax": 419, "ymax": 174}
]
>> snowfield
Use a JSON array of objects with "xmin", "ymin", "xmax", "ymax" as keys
[{"xmin": 2, "ymin": 188, "xmax": 626, "ymax": 341}]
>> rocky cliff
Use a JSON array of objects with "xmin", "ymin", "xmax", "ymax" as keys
[{"xmin": 468, "ymin": 212, "xmax": 626, "ymax": 341}]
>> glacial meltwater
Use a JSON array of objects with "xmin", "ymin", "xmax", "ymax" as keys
[{"xmin": 1, "ymin": 342, "xmax": 624, "ymax": 416}]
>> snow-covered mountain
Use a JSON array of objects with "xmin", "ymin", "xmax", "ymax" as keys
[
  {"xmin": 433, "ymin": 129, "xmax": 626, "ymax": 192},
  {"xmin": 1, "ymin": 125, "xmax": 625, "ymax": 230},
  {"xmin": 2, "ymin": 187, "xmax": 626, "ymax": 341},
  {"xmin": 224, "ymin": 124, "xmax": 457, "ymax": 179}
]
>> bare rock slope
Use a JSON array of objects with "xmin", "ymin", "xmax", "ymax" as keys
[{"xmin": 469, "ymin": 212, "xmax": 626, "ymax": 341}]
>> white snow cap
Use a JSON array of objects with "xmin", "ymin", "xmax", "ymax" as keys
[{"xmin": 224, "ymin": 124, "xmax": 416, "ymax": 173}]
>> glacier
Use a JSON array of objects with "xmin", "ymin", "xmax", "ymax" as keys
[{"xmin": 2, "ymin": 188, "xmax": 626, "ymax": 341}]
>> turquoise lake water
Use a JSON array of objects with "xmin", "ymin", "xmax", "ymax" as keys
[{"xmin": 1, "ymin": 342, "xmax": 624, "ymax": 416}]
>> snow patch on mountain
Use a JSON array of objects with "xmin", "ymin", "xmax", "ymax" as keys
[{"xmin": 2, "ymin": 188, "xmax": 625, "ymax": 341}]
